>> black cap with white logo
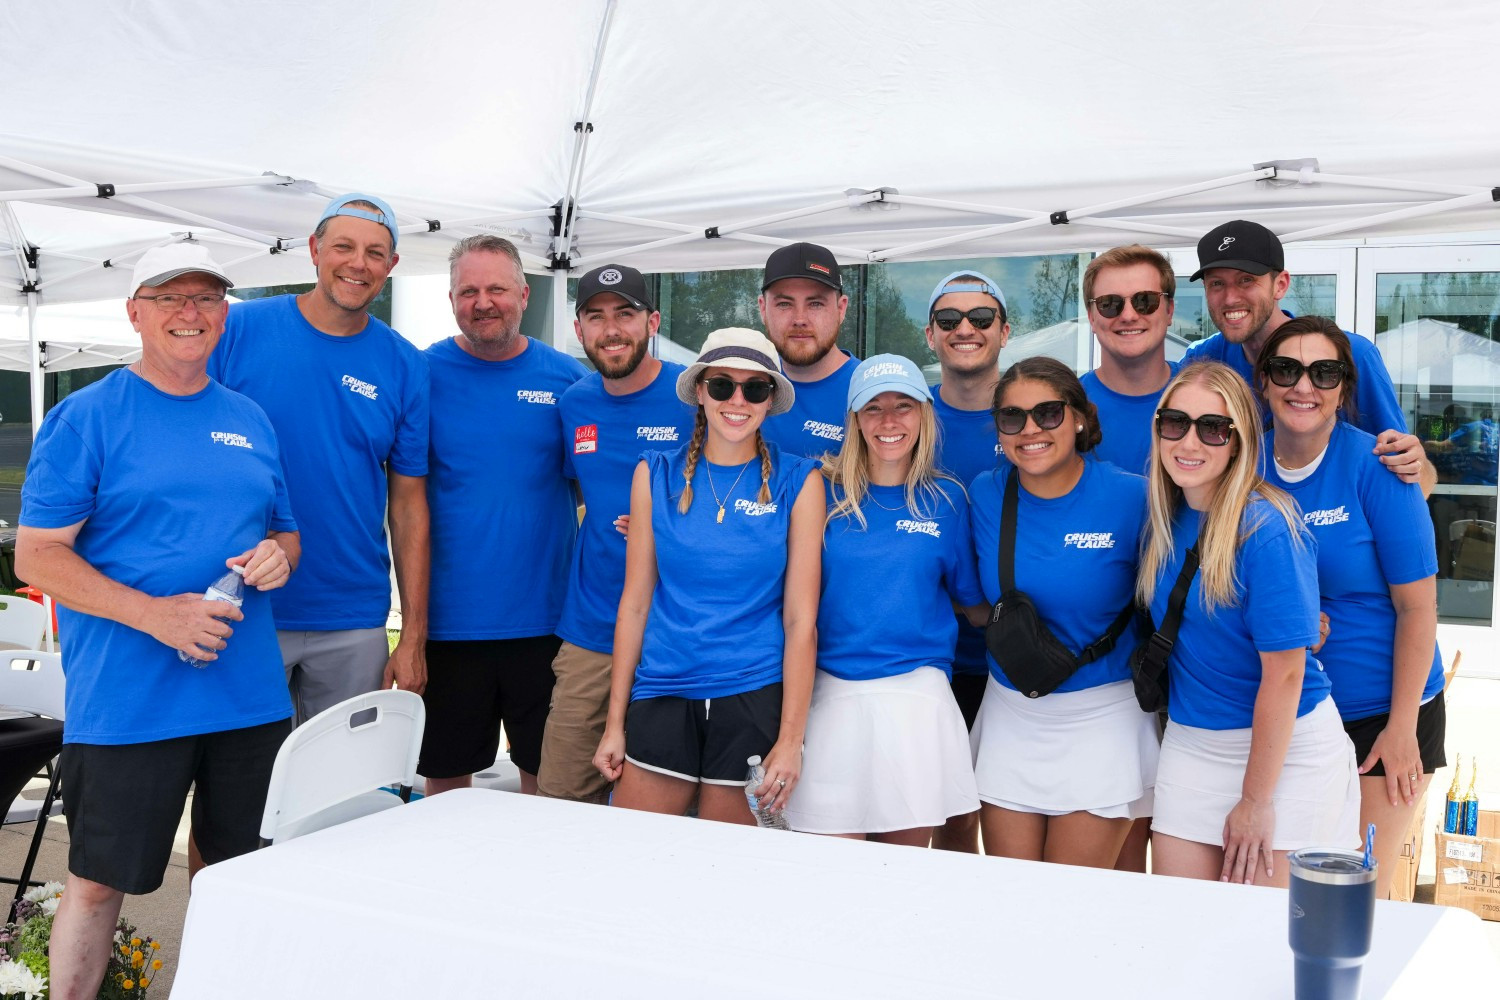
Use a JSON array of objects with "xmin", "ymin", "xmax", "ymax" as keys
[
  {"xmin": 575, "ymin": 264, "xmax": 653, "ymax": 313},
  {"xmin": 761, "ymin": 242, "xmax": 843, "ymax": 293},
  {"xmin": 1190, "ymin": 220, "xmax": 1285, "ymax": 281}
]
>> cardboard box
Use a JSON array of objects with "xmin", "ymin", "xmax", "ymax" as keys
[
  {"xmin": 1433, "ymin": 808, "xmax": 1500, "ymax": 921},
  {"xmin": 1389, "ymin": 790, "xmax": 1429, "ymax": 903}
]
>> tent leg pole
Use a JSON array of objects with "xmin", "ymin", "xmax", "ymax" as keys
[{"xmin": 550, "ymin": 271, "xmax": 570, "ymax": 352}]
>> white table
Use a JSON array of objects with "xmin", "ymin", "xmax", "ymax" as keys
[{"xmin": 174, "ymin": 788, "xmax": 1495, "ymax": 999}]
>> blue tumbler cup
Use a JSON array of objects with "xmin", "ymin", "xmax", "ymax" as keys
[{"xmin": 1288, "ymin": 848, "xmax": 1377, "ymax": 1000}]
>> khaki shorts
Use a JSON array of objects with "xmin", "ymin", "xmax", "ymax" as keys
[{"xmin": 536, "ymin": 641, "xmax": 614, "ymax": 803}]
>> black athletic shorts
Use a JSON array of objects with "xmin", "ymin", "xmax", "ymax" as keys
[
  {"xmin": 950, "ymin": 672, "xmax": 987, "ymax": 731},
  {"xmin": 61, "ymin": 718, "xmax": 290, "ymax": 895},
  {"xmin": 420, "ymin": 635, "xmax": 561, "ymax": 778},
  {"xmin": 625, "ymin": 682, "xmax": 782, "ymax": 785},
  {"xmin": 1343, "ymin": 694, "xmax": 1448, "ymax": 776}
]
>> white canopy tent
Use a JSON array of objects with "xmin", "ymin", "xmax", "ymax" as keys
[{"xmin": 2, "ymin": 0, "xmax": 1498, "ymax": 424}]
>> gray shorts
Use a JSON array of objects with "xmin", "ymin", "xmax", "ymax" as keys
[{"xmin": 278, "ymin": 628, "xmax": 389, "ymax": 726}]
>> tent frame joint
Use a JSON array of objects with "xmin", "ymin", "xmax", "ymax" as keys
[
  {"xmin": 95, "ymin": 183, "xmax": 115, "ymax": 199},
  {"xmin": 1049, "ymin": 210, "xmax": 1069, "ymax": 225},
  {"xmin": 1491, "ymin": 187, "xmax": 1499, "ymax": 202},
  {"xmin": 704, "ymin": 226, "xmax": 720, "ymax": 239},
  {"xmin": 426, "ymin": 219, "xmax": 441, "ymax": 232}
]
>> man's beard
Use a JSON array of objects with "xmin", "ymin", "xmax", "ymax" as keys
[{"xmin": 587, "ymin": 336, "xmax": 651, "ymax": 379}]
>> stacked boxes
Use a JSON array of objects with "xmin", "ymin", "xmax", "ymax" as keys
[{"xmin": 1433, "ymin": 808, "xmax": 1500, "ymax": 921}]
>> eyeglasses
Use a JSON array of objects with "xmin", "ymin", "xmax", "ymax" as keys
[
  {"xmin": 995, "ymin": 400, "xmax": 1067, "ymax": 435},
  {"xmin": 931, "ymin": 307, "xmax": 1000, "ymax": 332},
  {"xmin": 1087, "ymin": 291, "xmax": 1171, "ymax": 319},
  {"xmin": 1155, "ymin": 408, "xmax": 1236, "ymax": 447},
  {"xmin": 703, "ymin": 375, "xmax": 776, "ymax": 405},
  {"xmin": 1262, "ymin": 356, "xmax": 1347, "ymax": 390},
  {"xmin": 132, "ymin": 293, "xmax": 227, "ymax": 312}
]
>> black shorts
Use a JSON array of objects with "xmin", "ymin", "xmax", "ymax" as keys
[
  {"xmin": 61, "ymin": 718, "xmax": 290, "ymax": 895},
  {"xmin": 950, "ymin": 672, "xmax": 987, "ymax": 732},
  {"xmin": 420, "ymin": 635, "xmax": 561, "ymax": 778},
  {"xmin": 625, "ymin": 682, "xmax": 782, "ymax": 785},
  {"xmin": 1342, "ymin": 694, "xmax": 1448, "ymax": 776}
]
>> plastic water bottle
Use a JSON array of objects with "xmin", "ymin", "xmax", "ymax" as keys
[
  {"xmin": 178, "ymin": 565, "xmax": 245, "ymax": 668},
  {"xmin": 745, "ymin": 755, "xmax": 791, "ymax": 831}
]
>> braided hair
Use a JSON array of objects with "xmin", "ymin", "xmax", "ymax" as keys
[{"xmin": 677, "ymin": 409, "xmax": 708, "ymax": 514}]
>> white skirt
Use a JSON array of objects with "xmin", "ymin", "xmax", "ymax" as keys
[
  {"xmin": 971, "ymin": 676, "xmax": 1158, "ymax": 820},
  {"xmin": 1153, "ymin": 697, "xmax": 1360, "ymax": 851},
  {"xmin": 784, "ymin": 666, "xmax": 979, "ymax": 834}
]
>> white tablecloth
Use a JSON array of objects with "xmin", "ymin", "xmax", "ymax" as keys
[{"xmin": 174, "ymin": 788, "xmax": 1495, "ymax": 999}]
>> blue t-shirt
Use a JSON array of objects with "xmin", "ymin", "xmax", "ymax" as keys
[
  {"xmin": 817, "ymin": 480, "xmax": 984, "ymax": 681},
  {"xmin": 1263, "ymin": 422, "xmax": 1444, "ymax": 721},
  {"xmin": 1151, "ymin": 498, "xmax": 1331, "ymax": 731},
  {"xmin": 208, "ymin": 294, "xmax": 429, "ymax": 630},
  {"xmin": 762, "ymin": 353, "xmax": 858, "ymax": 458},
  {"xmin": 633, "ymin": 443, "xmax": 820, "ymax": 700},
  {"xmin": 20, "ymin": 371, "xmax": 295, "ymax": 744},
  {"xmin": 424, "ymin": 337, "xmax": 586, "ymax": 640},
  {"xmin": 555, "ymin": 363, "xmax": 696, "ymax": 653},
  {"xmin": 969, "ymin": 461, "xmax": 1147, "ymax": 693},
  {"xmin": 1080, "ymin": 362, "xmax": 1180, "ymax": 475},
  {"xmin": 1182, "ymin": 321, "xmax": 1406, "ymax": 436},
  {"xmin": 932, "ymin": 390, "xmax": 1002, "ymax": 677}
]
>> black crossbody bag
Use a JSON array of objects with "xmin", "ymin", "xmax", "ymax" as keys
[
  {"xmin": 1128, "ymin": 544, "xmax": 1200, "ymax": 714},
  {"xmin": 985, "ymin": 473, "xmax": 1135, "ymax": 699}
]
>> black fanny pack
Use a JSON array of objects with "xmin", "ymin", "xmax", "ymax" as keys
[
  {"xmin": 1128, "ymin": 544, "xmax": 1200, "ymax": 714},
  {"xmin": 985, "ymin": 472, "xmax": 1134, "ymax": 699}
]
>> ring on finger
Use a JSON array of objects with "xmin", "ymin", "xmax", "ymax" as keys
[{"xmin": 777, "ymin": 778, "xmax": 787, "ymax": 788}]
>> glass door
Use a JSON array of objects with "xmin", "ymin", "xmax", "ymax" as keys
[{"xmin": 1356, "ymin": 244, "xmax": 1500, "ymax": 674}]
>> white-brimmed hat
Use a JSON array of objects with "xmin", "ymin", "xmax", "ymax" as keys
[
  {"xmin": 675, "ymin": 327, "xmax": 795, "ymax": 417},
  {"xmin": 131, "ymin": 243, "xmax": 234, "ymax": 294}
]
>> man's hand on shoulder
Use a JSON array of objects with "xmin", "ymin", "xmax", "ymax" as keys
[{"xmin": 1373, "ymin": 430, "xmax": 1437, "ymax": 496}]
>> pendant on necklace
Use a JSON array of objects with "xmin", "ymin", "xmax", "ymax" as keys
[{"xmin": 716, "ymin": 506, "xmax": 725, "ymax": 524}]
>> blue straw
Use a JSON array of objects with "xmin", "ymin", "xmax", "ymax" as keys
[{"xmin": 1363, "ymin": 822, "xmax": 1376, "ymax": 869}]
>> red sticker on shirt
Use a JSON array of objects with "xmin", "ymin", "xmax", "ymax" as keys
[{"xmin": 574, "ymin": 424, "xmax": 598, "ymax": 454}]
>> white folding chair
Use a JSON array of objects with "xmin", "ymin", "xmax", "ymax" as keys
[
  {"xmin": 258, "ymin": 689, "xmax": 425, "ymax": 847},
  {"xmin": 0, "ymin": 600, "xmax": 48, "ymax": 652},
  {"xmin": 0, "ymin": 651, "xmax": 66, "ymax": 906}
]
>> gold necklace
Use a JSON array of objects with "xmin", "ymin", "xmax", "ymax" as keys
[{"xmin": 705, "ymin": 459, "xmax": 753, "ymax": 524}]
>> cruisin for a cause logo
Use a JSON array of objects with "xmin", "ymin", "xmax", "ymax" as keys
[
  {"xmin": 517, "ymin": 390, "xmax": 558, "ymax": 405},
  {"xmin": 1304, "ymin": 506, "xmax": 1351, "ymax": 527},
  {"xmin": 896, "ymin": 519, "xmax": 940, "ymax": 537},
  {"xmin": 861, "ymin": 362, "xmax": 908, "ymax": 380},
  {"xmin": 636, "ymin": 426, "xmax": 680, "ymax": 442},
  {"xmin": 341, "ymin": 374, "xmax": 378, "ymax": 400},
  {"xmin": 574, "ymin": 425, "xmax": 597, "ymax": 454},
  {"xmin": 803, "ymin": 420, "xmax": 844, "ymax": 442},
  {"xmin": 734, "ymin": 498, "xmax": 777, "ymax": 516},
  {"xmin": 1064, "ymin": 532, "xmax": 1115, "ymax": 549},
  {"xmin": 210, "ymin": 431, "xmax": 253, "ymax": 449}
]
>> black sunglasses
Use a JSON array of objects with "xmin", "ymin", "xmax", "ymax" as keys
[
  {"xmin": 996, "ymin": 400, "xmax": 1067, "ymax": 436},
  {"xmin": 1087, "ymin": 290, "xmax": 1171, "ymax": 319},
  {"xmin": 931, "ymin": 307, "xmax": 1000, "ymax": 332},
  {"xmin": 1262, "ymin": 356, "xmax": 1347, "ymax": 390},
  {"xmin": 703, "ymin": 375, "xmax": 776, "ymax": 404},
  {"xmin": 1155, "ymin": 408, "xmax": 1236, "ymax": 447}
]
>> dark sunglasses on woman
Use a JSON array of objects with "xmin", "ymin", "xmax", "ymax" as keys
[
  {"xmin": 1261, "ymin": 356, "xmax": 1347, "ymax": 390},
  {"xmin": 931, "ymin": 307, "xmax": 1000, "ymax": 332},
  {"xmin": 996, "ymin": 400, "xmax": 1067, "ymax": 435},
  {"xmin": 1086, "ymin": 290, "xmax": 1170, "ymax": 319},
  {"xmin": 1155, "ymin": 408, "xmax": 1236, "ymax": 446},
  {"xmin": 702, "ymin": 375, "xmax": 776, "ymax": 404}
]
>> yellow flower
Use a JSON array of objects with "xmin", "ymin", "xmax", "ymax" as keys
[
  {"xmin": 120, "ymin": 944, "xmax": 131, "ymax": 955},
  {"xmin": 122, "ymin": 980, "xmax": 134, "ymax": 990},
  {"xmin": 141, "ymin": 978, "xmax": 151, "ymax": 988},
  {"xmin": 150, "ymin": 941, "xmax": 161, "ymax": 950},
  {"xmin": 151, "ymin": 959, "xmax": 163, "ymax": 970},
  {"xmin": 132, "ymin": 949, "xmax": 143, "ymax": 961},
  {"xmin": 131, "ymin": 937, "xmax": 142, "ymax": 947}
]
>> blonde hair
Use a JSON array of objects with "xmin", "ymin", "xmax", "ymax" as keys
[
  {"xmin": 1136, "ymin": 361, "xmax": 1303, "ymax": 611},
  {"xmin": 677, "ymin": 407, "xmax": 772, "ymax": 514},
  {"xmin": 823, "ymin": 400, "xmax": 956, "ymax": 529}
]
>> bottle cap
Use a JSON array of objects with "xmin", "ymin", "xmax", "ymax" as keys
[
  {"xmin": 747, "ymin": 755, "xmax": 762, "ymax": 766},
  {"xmin": 230, "ymin": 565, "xmax": 246, "ymax": 576}
]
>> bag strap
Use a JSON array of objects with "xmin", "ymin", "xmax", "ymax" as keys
[
  {"xmin": 999, "ymin": 469, "xmax": 1019, "ymax": 593},
  {"xmin": 1161, "ymin": 544, "xmax": 1201, "ymax": 638},
  {"xmin": 1076, "ymin": 601, "xmax": 1137, "ymax": 666}
]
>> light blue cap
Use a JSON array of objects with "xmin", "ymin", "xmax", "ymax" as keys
[
  {"xmin": 926, "ymin": 269, "xmax": 1006, "ymax": 315},
  {"xmin": 318, "ymin": 192, "xmax": 400, "ymax": 249},
  {"xmin": 848, "ymin": 353, "xmax": 933, "ymax": 411}
]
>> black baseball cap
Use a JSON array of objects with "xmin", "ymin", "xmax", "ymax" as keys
[
  {"xmin": 1190, "ymin": 220, "xmax": 1285, "ymax": 281},
  {"xmin": 575, "ymin": 264, "xmax": 653, "ymax": 313},
  {"xmin": 761, "ymin": 242, "xmax": 843, "ymax": 293}
]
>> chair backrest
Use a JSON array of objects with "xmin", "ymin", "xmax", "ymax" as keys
[
  {"xmin": 259, "ymin": 689, "xmax": 424, "ymax": 845},
  {"xmin": 0, "ymin": 650, "xmax": 64, "ymax": 720},
  {"xmin": 0, "ymin": 601, "xmax": 48, "ymax": 651}
]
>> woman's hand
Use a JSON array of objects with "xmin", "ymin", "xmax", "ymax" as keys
[
  {"xmin": 1221, "ymin": 796, "xmax": 1277, "ymax": 884},
  {"xmin": 1361, "ymin": 724, "xmax": 1424, "ymax": 806},
  {"xmin": 593, "ymin": 726, "xmax": 626, "ymax": 784},
  {"xmin": 755, "ymin": 740, "xmax": 803, "ymax": 813},
  {"xmin": 1310, "ymin": 611, "xmax": 1330, "ymax": 654}
]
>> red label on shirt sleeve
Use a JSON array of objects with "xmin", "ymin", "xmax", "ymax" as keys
[{"xmin": 574, "ymin": 424, "xmax": 598, "ymax": 454}]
